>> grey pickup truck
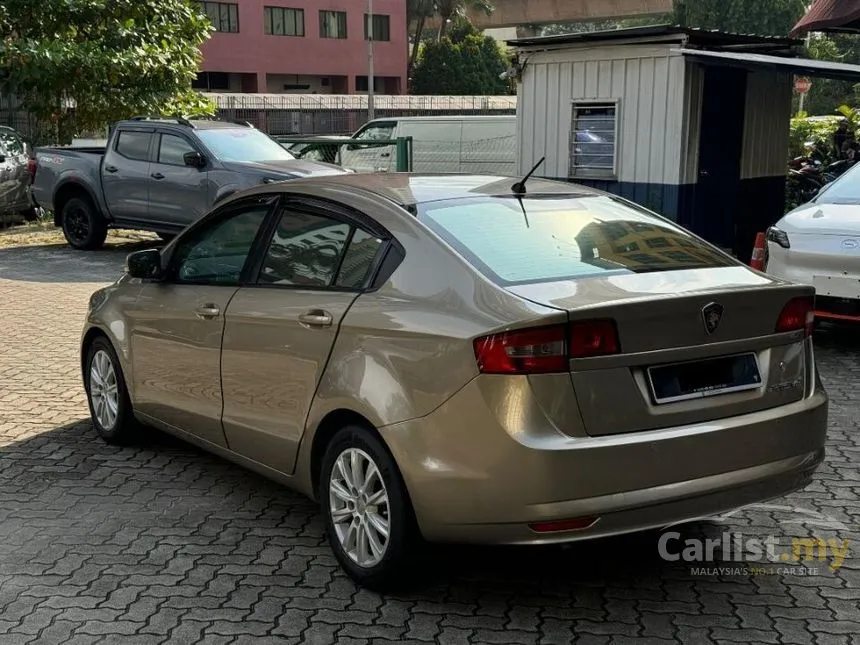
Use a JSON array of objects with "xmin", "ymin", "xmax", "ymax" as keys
[{"xmin": 30, "ymin": 117, "xmax": 349, "ymax": 249}]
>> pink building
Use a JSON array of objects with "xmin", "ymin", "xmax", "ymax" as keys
[{"xmin": 193, "ymin": 1, "xmax": 408, "ymax": 94}]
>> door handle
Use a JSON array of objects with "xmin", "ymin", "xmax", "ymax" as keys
[
  {"xmin": 195, "ymin": 304, "xmax": 221, "ymax": 319},
  {"xmin": 380, "ymin": 152, "xmax": 391, "ymax": 158},
  {"xmin": 151, "ymin": 172, "xmax": 165, "ymax": 180},
  {"xmin": 298, "ymin": 310, "xmax": 333, "ymax": 328},
  {"xmin": 104, "ymin": 165, "xmax": 118, "ymax": 173}
]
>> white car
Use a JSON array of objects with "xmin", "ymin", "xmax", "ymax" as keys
[{"xmin": 765, "ymin": 167, "xmax": 860, "ymax": 322}]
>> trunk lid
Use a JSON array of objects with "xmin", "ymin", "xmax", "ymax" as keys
[{"xmin": 508, "ymin": 266, "xmax": 813, "ymax": 437}]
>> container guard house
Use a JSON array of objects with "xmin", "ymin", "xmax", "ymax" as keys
[{"xmin": 509, "ymin": 26, "xmax": 860, "ymax": 261}]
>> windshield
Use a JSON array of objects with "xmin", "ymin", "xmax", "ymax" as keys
[
  {"xmin": 196, "ymin": 128, "xmax": 296, "ymax": 162},
  {"xmin": 417, "ymin": 195, "xmax": 735, "ymax": 286},
  {"xmin": 816, "ymin": 161, "xmax": 860, "ymax": 204}
]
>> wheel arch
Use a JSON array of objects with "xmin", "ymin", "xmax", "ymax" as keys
[
  {"xmin": 305, "ymin": 408, "xmax": 416, "ymax": 513},
  {"xmin": 52, "ymin": 181, "xmax": 101, "ymax": 226}
]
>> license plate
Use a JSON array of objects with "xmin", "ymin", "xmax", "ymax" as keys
[
  {"xmin": 647, "ymin": 353, "xmax": 762, "ymax": 405},
  {"xmin": 813, "ymin": 275, "xmax": 860, "ymax": 300}
]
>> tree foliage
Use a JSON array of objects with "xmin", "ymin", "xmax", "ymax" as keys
[
  {"xmin": 0, "ymin": 0, "xmax": 216, "ymax": 143},
  {"xmin": 411, "ymin": 20, "xmax": 513, "ymax": 95},
  {"xmin": 673, "ymin": 0, "xmax": 808, "ymax": 36}
]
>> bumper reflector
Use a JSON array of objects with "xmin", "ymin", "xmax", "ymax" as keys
[{"xmin": 528, "ymin": 517, "xmax": 599, "ymax": 533}]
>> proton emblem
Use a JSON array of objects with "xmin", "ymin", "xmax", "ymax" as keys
[{"xmin": 701, "ymin": 302, "xmax": 724, "ymax": 335}]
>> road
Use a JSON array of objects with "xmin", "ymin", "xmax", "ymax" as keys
[{"xmin": 0, "ymin": 239, "xmax": 858, "ymax": 645}]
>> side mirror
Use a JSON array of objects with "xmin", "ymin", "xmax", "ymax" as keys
[
  {"xmin": 126, "ymin": 249, "xmax": 163, "ymax": 280},
  {"xmin": 183, "ymin": 151, "xmax": 206, "ymax": 168}
]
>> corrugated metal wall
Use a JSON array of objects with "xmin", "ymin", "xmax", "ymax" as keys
[
  {"xmin": 516, "ymin": 44, "xmax": 686, "ymax": 186},
  {"xmin": 740, "ymin": 71, "xmax": 793, "ymax": 180}
]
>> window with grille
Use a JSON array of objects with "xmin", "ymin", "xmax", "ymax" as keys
[
  {"xmin": 319, "ymin": 11, "xmax": 348, "ymax": 39},
  {"xmin": 364, "ymin": 14, "xmax": 390, "ymax": 41},
  {"xmin": 196, "ymin": 2, "xmax": 239, "ymax": 33},
  {"xmin": 569, "ymin": 102, "xmax": 618, "ymax": 179},
  {"xmin": 264, "ymin": 7, "xmax": 304, "ymax": 36}
]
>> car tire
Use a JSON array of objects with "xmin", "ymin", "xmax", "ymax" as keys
[
  {"xmin": 319, "ymin": 425, "xmax": 421, "ymax": 590},
  {"xmin": 62, "ymin": 196, "xmax": 108, "ymax": 250},
  {"xmin": 83, "ymin": 336, "xmax": 139, "ymax": 445}
]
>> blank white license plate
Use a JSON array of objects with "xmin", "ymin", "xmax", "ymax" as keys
[{"xmin": 813, "ymin": 275, "xmax": 860, "ymax": 300}]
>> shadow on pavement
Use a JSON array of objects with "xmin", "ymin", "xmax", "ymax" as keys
[
  {"xmin": 0, "ymin": 416, "xmax": 822, "ymax": 609},
  {"xmin": 0, "ymin": 239, "xmax": 162, "ymax": 284}
]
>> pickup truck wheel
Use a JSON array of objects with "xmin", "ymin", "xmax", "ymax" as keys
[{"xmin": 62, "ymin": 197, "xmax": 108, "ymax": 250}]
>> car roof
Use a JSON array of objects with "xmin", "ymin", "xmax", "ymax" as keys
[
  {"xmin": 257, "ymin": 173, "xmax": 602, "ymax": 208},
  {"xmin": 114, "ymin": 118, "xmax": 254, "ymax": 130}
]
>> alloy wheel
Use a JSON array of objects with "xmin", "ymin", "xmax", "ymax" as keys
[
  {"xmin": 89, "ymin": 349, "xmax": 119, "ymax": 430},
  {"xmin": 329, "ymin": 448, "xmax": 391, "ymax": 568}
]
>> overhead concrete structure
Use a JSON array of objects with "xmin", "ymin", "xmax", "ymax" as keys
[{"xmin": 428, "ymin": 0, "xmax": 672, "ymax": 30}]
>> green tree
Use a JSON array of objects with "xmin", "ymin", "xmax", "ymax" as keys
[
  {"xmin": 0, "ymin": 0, "xmax": 215, "ymax": 144},
  {"xmin": 411, "ymin": 19, "xmax": 512, "ymax": 95},
  {"xmin": 435, "ymin": 0, "xmax": 494, "ymax": 40},
  {"xmin": 672, "ymin": 0, "xmax": 808, "ymax": 36}
]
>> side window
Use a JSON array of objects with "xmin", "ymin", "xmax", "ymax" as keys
[
  {"xmin": 354, "ymin": 124, "xmax": 394, "ymax": 142},
  {"xmin": 171, "ymin": 203, "xmax": 270, "ymax": 285},
  {"xmin": 258, "ymin": 209, "xmax": 350, "ymax": 287},
  {"xmin": 335, "ymin": 229, "xmax": 385, "ymax": 288},
  {"xmin": 158, "ymin": 134, "xmax": 197, "ymax": 166},
  {"xmin": 115, "ymin": 131, "xmax": 153, "ymax": 162}
]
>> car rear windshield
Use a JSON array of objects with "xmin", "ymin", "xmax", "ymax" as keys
[
  {"xmin": 196, "ymin": 128, "xmax": 296, "ymax": 163},
  {"xmin": 417, "ymin": 195, "xmax": 735, "ymax": 286}
]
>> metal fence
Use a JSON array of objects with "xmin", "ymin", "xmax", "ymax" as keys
[{"xmin": 0, "ymin": 92, "xmax": 518, "ymax": 144}]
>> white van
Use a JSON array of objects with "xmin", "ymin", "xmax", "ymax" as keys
[{"xmin": 338, "ymin": 115, "xmax": 516, "ymax": 174}]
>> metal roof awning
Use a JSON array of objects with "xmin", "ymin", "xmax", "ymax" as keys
[
  {"xmin": 791, "ymin": 0, "xmax": 860, "ymax": 37},
  {"xmin": 674, "ymin": 48, "xmax": 860, "ymax": 82}
]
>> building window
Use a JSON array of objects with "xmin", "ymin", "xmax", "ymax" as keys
[
  {"xmin": 264, "ymin": 7, "xmax": 304, "ymax": 36},
  {"xmin": 364, "ymin": 14, "xmax": 390, "ymax": 41},
  {"xmin": 192, "ymin": 71, "xmax": 231, "ymax": 91},
  {"xmin": 196, "ymin": 2, "xmax": 239, "ymax": 33},
  {"xmin": 319, "ymin": 11, "xmax": 347, "ymax": 39},
  {"xmin": 569, "ymin": 102, "xmax": 618, "ymax": 179}
]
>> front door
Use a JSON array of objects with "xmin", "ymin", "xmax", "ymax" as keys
[
  {"xmin": 126, "ymin": 195, "xmax": 276, "ymax": 446},
  {"xmin": 220, "ymin": 199, "xmax": 386, "ymax": 474},
  {"xmin": 148, "ymin": 131, "xmax": 210, "ymax": 229},
  {"xmin": 694, "ymin": 66, "xmax": 748, "ymax": 251},
  {"xmin": 339, "ymin": 121, "xmax": 396, "ymax": 173}
]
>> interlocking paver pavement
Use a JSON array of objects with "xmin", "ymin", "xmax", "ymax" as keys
[{"xmin": 0, "ymin": 240, "xmax": 858, "ymax": 644}]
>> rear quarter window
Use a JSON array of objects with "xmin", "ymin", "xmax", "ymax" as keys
[{"xmin": 417, "ymin": 195, "xmax": 736, "ymax": 286}]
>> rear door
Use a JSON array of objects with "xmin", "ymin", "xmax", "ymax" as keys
[
  {"xmin": 148, "ymin": 130, "xmax": 210, "ymax": 228},
  {"xmin": 0, "ymin": 130, "xmax": 29, "ymax": 210},
  {"xmin": 103, "ymin": 128, "xmax": 154, "ymax": 221},
  {"xmin": 220, "ymin": 197, "xmax": 388, "ymax": 474}
]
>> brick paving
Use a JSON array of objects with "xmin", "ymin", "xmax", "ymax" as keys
[{"xmin": 0, "ymin": 240, "xmax": 858, "ymax": 645}]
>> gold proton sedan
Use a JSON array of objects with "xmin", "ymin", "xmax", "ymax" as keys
[{"xmin": 81, "ymin": 174, "xmax": 828, "ymax": 589}]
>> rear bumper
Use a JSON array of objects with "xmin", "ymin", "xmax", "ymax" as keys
[{"xmin": 380, "ymin": 376, "xmax": 828, "ymax": 545}]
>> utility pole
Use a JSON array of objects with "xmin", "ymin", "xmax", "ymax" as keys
[{"xmin": 367, "ymin": 0, "xmax": 375, "ymax": 121}]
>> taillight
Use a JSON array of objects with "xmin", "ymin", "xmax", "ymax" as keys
[
  {"xmin": 474, "ymin": 325, "xmax": 568, "ymax": 374},
  {"xmin": 776, "ymin": 296, "xmax": 814, "ymax": 336},
  {"xmin": 569, "ymin": 319, "xmax": 619, "ymax": 358},
  {"xmin": 473, "ymin": 320, "xmax": 620, "ymax": 374},
  {"xmin": 27, "ymin": 157, "xmax": 37, "ymax": 183}
]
